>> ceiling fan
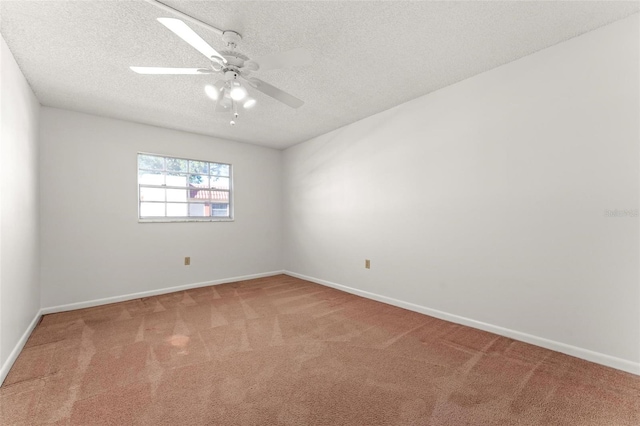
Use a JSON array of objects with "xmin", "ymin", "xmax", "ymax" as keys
[{"xmin": 131, "ymin": 0, "xmax": 311, "ymax": 125}]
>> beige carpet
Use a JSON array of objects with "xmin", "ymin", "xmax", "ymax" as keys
[{"xmin": 1, "ymin": 274, "xmax": 638, "ymax": 425}]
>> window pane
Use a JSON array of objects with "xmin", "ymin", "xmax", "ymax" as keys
[
  {"xmin": 189, "ymin": 203, "xmax": 208, "ymax": 217},
  {"xmin": 210, "ymin": 163, "xmax": 230, "ymax": 177},
  {"xmin": 211, "ymin": 203, "xmax": 229, "ymax": 217},
  {"xmin": 139, "ymin": 155, "xmax": 164, "ymax": 170},
  {"xmin": 189, "ymin": 175, "xmax": 209, "ymax": 187},
  {"xmin": 139, "ymin": 171, "xmax": 164, "ymax": 185},
  {"xmin": 210, "ymin": 177, "xmax": 230, "ymax": 190},
  {"xmin": 166, "ymin": 158, "xmax": 187, "ymax": 172},
  {"xmin": 140, "ymin": 202, "xmax": 165, "ymax": 217},
  {"xmin": 189, "ymin": 161, "xmax": 208, "ymax": 174},
  {"xmin": 189, "ymin": 187, "xmax": 212, "ymax": 202},
  {"xmin": 167, "ymin": 189, "xmax": 189, "ymax": 202},
  {"xmin": 166, "ymin": 174, "xmax": 189, "ymax": 187},
  {"xmin": 167, "ymin": 203, "xmax": 188, "ymax": 217},
  {"xmin": 210, "ymin": 190, "xmax": 229, "ymax": 203},
  {"xmin": 140, "ymin": 187, "xmax": 165, "ymax": 202}
]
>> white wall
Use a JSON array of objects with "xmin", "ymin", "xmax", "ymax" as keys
[
  {"xmin": 40, "ymin": 108, "xmax": 282, "ymax": 308},
  {"xmin": 0, "ymin": 37, "xmax": 41, "ymax": 376},
  {"xmin": 283, "ymin": 15, "xmax": 640, "ymax": 372}
]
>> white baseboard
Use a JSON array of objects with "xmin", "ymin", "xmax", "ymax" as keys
[
  {"xmin": 41, "ymin": 270, "xmax": 284, "ymax": 315},
  {"xmin": 284, "ymin": 270, "xmax": 640, "ymax": 376},
  {"xmin": 1, "ymin": 309, "xmax": 43, "ymax": 386}
]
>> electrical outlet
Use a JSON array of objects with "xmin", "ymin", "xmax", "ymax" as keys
[
  {"xmin": 184, "ymin": 257, "xmax": 191, "ymax": 266},
  {"xmin": 365, "ymin": 259, "xmax": 370, "ymax": 269}
]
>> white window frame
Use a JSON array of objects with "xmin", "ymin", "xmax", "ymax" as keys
[{"xmin": 137, "ymin": 152, "xmax": 234, "ymax": 223}]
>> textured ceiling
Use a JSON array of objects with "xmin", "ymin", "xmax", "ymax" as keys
[{"xmin": 1, "ymin": 1, "xmax": 638, "ymax": 149}]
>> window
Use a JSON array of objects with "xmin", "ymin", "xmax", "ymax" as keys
[{"xmin": 138, "ymin": 153, "xmax": 232, "ymax": 221}]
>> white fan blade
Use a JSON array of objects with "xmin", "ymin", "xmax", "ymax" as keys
[
  {"xmin": 253, "ymin": 48, "xmax": 312, "ymax": 71},
  {"xmin": 246, "ymin": 77, "xmax": 304, "ymax": 109},
  {"xmin": 158, "ymin": 18, "xmax": 225, "ymax": 62},
  {"xmin": 130, "ymin": 66, "xmax": 213, "ymax": 74}
]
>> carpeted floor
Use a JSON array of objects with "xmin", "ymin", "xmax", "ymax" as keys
[{"xmin": 1, "ymin": 274, "xmax": 638, "ymax": 425}]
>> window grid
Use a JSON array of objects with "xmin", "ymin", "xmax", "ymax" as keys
[{"xmin": 138, "ymin": 153, "xmax": 232, "ymax": 222}]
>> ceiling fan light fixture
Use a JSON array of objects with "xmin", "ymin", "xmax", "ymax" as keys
[
  {"xmin": 131, "ymin": 14, "xmax": 308, "ymax": 116},
  {"xmin": 204, "ymin": 84, "xmax": 220, "ymax": 100},
  {"xmin": 229, "ymin": 81, "xmax": 248, "ymax": 101},
  {"xmin": 230, "ymin": 85, "xmax": 247, "ymax": 101}
]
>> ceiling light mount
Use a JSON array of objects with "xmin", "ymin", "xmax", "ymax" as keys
[{"xmin": 222, "ymin": 31, "xmax": 242, "ymax": 49}]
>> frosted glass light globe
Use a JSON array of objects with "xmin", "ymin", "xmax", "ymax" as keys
[{"xmin": 229, "ymin": 84, "xmax": 247, "ymax": 101}]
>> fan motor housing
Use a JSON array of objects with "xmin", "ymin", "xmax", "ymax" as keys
[
  {"xmin": 224, "ymin": 70, "xmax": 240, "ymax": 81},
  {"xmin": 221, "ymin": 50, "xmax": 248, "ymax": 68}
]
